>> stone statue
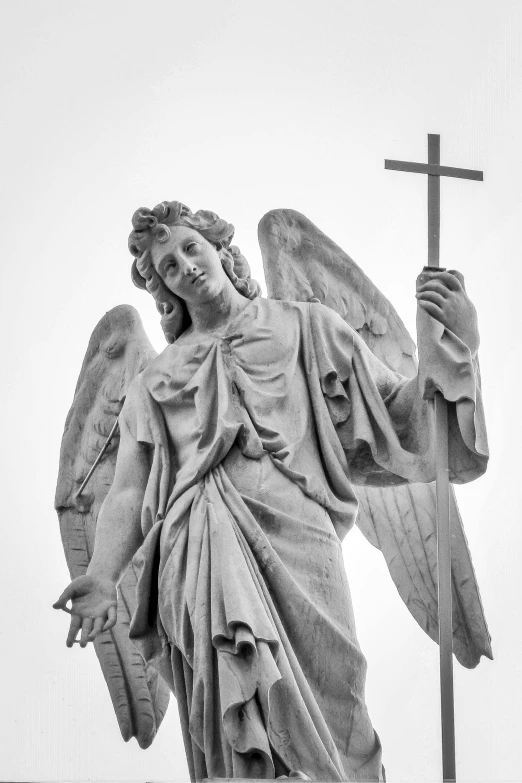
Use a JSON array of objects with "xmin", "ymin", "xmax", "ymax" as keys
[{"xmin": 54, "ymin": 202, "xmax": 490, "ymax": 781}]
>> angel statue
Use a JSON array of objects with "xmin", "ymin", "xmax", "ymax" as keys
[{"xmin": 54, "ymin": 201, "xmax": 490, "ymax": 782}]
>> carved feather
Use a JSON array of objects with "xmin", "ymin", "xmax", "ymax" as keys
[
  {"xmin": 55, "ymin": 305, "xmax": 170, "ymax": 747},
  {"xmin": 259, "ymin": 208, "xmax": 492, "ymax": 668}
]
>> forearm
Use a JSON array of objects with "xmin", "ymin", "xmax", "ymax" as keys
[{"xmin": 87, "ymin": 487, "xmax": 145, "ymax": 584}]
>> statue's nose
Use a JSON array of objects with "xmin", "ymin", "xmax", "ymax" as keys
[{"xmin": 179, "ymin": 260, "xmax": 196, "ymax": 277}]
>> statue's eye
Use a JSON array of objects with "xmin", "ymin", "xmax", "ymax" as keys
[
  {"xmin": 165, "ymin": 260, "xmax": 176, "ymax": 272},
  {"xmin": 186, "ymin": 242, "xmax": 197, "ymax": 254}
]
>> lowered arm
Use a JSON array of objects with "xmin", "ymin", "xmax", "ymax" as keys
[
  {"xmin": 87, "ymin": 415, "xmax": 149, "ymax": 585},
  {"xmin": 54, "ymin": 415, "xmax": 150, "ymax": 647}
]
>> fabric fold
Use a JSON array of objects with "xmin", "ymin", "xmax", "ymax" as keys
[{"xmin": 154, "ymin": 465, "xmax": 360, "ymax": 779}]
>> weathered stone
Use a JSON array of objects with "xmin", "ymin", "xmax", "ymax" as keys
[{"xmin": 54, "ymin": 202, "xmax": 489, "ymax": 781}]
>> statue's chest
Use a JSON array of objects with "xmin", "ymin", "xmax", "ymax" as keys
[
  {"xmin": 217, "ymin": 318, "xmax": 303, "ymax": 400},
  {"xmin": 147, "ymin": 301, "xmax": 307, "ymax": 417}
]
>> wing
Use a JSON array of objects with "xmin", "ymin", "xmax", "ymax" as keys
[
  {"xmin": 55, "ymin": 304, "xmax": 170, "ymax": 748},
  {"xmin": 258, "ymin": 208, "xmax": 492, "ymax": 668}
]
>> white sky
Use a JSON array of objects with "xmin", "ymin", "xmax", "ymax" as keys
[{"xmin": 1, "ymin": 1, "xmax": 521, "ymax": 781}]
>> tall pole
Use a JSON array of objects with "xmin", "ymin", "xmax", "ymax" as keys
[
  {"xmin": 385, "ymin": 135, "xmax": 483, "ymax": 782},
  {"xmin": 428, "ymin": 134, "xmax": 456, "ymax": 783}
]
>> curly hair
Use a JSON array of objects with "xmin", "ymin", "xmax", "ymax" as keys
[{"xmin": 128, "ymin": 201, "xmax": 261, "ymax": 343}]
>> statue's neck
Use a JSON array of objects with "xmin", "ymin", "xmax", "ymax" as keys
[{"xmin": 185, "ymin": 284, "xmax": 251, "ymax": 338}]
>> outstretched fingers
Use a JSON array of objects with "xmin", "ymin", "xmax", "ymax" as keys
[
  {"xmin": 54, "ymin": 575, "xmax": 119, "ymax": 647},
  {"xmin": 66, "ymin": 609, "xmax": 116, "ymax": 647}
]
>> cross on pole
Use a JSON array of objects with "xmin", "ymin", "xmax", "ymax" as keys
[{"xmin": 384, "ymin": 134, "xmax": 483, "ymax": 783}]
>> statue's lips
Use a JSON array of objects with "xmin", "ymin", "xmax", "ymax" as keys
[{"xmin": 191, "ymin": 273, "xmax": 205, "ymax": 285}]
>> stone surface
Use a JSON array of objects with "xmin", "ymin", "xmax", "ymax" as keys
[{"xmin": 55, "ymin": 202, "xmax": 489, "ymax": 781}]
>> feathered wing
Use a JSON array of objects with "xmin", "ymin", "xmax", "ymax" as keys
[
  {"xmin": 55, "ymin": 305, "xmax": 170, "ymax": 748},
  {"xmin": 258, "ymin": 208, "xmax": 492, "ymax": 668}
]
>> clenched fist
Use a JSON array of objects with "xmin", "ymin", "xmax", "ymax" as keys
[{"xmin": 416, "ymin": 269, "xmax": 479, "ymax": 357}]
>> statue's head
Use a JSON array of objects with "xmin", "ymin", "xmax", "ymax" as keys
[{"xmin": 129, "ymin": 201, "xmax": 261, "ymax": 343}]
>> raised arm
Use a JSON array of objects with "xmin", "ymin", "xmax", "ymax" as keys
[
  {"xmin": 310, "ymin": 268, "xmax": 487, "ymax": 485},
  {"xmin": 383, "ymin": 269, "xmax": 480, "ymax": 421},
  {"xmin": 53, "ymin": 416, "xmax": 150, "ymax": 647}
]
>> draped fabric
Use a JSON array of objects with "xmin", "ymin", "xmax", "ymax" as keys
[{"xmin": 121, "ymin": 297, "xmax": 487, "ymax": 781}]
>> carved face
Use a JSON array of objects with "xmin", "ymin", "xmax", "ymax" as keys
[{"xmin": 150, "ymin": 225, "xmax": 228, "ymax": 304}]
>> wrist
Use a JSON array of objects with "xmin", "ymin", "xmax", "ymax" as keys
[{"xmin": 85, "ymin": 565, "xmax": 119, "ymax": 587}]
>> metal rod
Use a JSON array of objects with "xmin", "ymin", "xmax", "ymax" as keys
[
  {"xmin": 75, "ymin": 417, "xmax": 120, "ymax": 497},
  {"xmin": 427, "ymin": 133, "xmax": 456, "ymax": 782},
  {"xmin": 434, "ymin": 392, "xmax": 456, "ymax": 782},
  {"xmin": 384, "ymin": 160, "xmax": 483, "ymax": 180}
]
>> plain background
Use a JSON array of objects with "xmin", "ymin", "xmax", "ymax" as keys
[{"xmin": 1, "ymin": 1, "xmax": 521, "ymax": 781}]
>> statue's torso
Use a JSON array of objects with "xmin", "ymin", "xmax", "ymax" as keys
[{"xmin": 141, "ymin": 296, "xmax": 358, "ymax": 526}]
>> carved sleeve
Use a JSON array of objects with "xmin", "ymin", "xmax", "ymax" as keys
[{"xmin": 308, "ymin": 302, "xmax": 488, "ymax": 486}]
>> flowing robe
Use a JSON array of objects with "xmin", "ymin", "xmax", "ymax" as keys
[{"xmin": 120, "ymin": 297, "xmax": 487, "ymax": 781}]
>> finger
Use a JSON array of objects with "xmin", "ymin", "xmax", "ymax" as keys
[
  {"xmin": 80, "ymin": 618, "xmax": 94, "ymax": 648},
  {"xmin": 433, "ymin": 270, "xmax": 462, "ymax": 291},
  {"xmin": 418, "ymin": 270, "xmax": 461, "ymax": 291},
  {"xmin": 54, "ymin": 604, "xmax": 72, "ymax": 615},
  {"xmin": 66, "ymin": 614, "xmax": 82, "ymax": 648},
  {"xmin": 53, "ymin": 584, "xmax": 76, "ymax": 610},
  {"xmin": 416, "ymin": 280, "xmax": 450, "ymax": 298},
  {"xmin": 103, "ymin": 604, "xmax": 117, "ymax": 632},
  {"xmin": 418, "ymin": 301, "xmax": 445, "ymax": 320},
  {"xmin": 88, "ymin": 617, "xmax": 105, "ymax": 641},
  {"xmin": 416, "ymin": 291, "xmax": 446, "ymax": 308},
  {"xmin": 447, "ymin": 269, "xmax": 466, "ymax": 289}
]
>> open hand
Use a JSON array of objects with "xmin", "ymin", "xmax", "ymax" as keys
[
  {"xmin": 53, "ymin": 574, "xmax": 118, "ymax": 648},
  {"xmin": 416, "ymin": 269, "xmax": 479, "ymax": 356}
]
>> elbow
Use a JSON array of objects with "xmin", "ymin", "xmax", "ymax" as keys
[
  {"xmin": 98, "ymin": 485, "xmax": 146, "ymax": 532},
  {"xmin": 110, "ymin": 485, "xmax": 145, "ymax": 516}
]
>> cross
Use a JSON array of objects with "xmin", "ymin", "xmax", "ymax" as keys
[{"xmin": 385, "ymin": 134, "xmax": 483, "ymax": 783}]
